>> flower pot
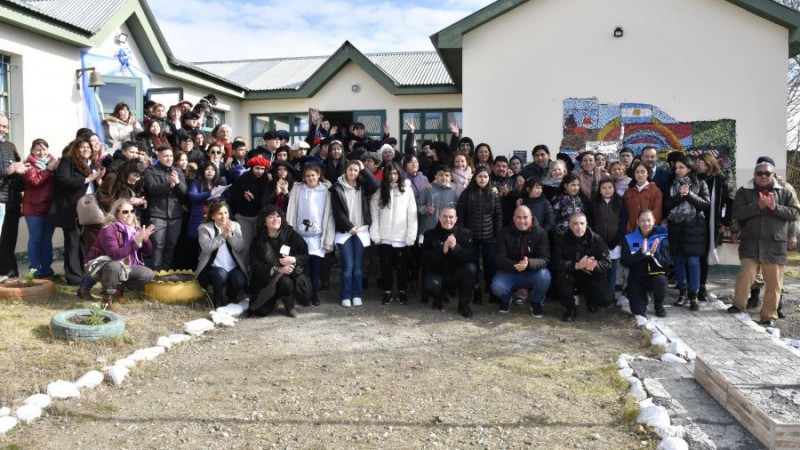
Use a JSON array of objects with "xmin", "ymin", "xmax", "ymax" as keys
[
  {"xmin": 0, "ymin": 279, "xmax": 56, "ymax": 302},
  {"xmin": 144, "ymin": 270, "xmax": 205, "ymax": 304},
  {"xmin": 50, "ymin": 309, "xmax": 125, "ymax": 342}
]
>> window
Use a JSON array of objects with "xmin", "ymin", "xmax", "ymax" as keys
[
  {"xmin": 146, "ymin": 87, "xmax": 183, "ymax": 108},
  {"xmin": 353, "ymin": 110, "xmax": 386, "ymax": 140},
  {"xmin": 201, "ymin": 108, "xmax": 226, "ymax": 133},
  {"xmin": 97, "ymin": 76, "xmax": 143, "ymax": 120},
  {"xmin": 400, "ymin": 109, "xmax": 462, "ymax": 151},
  {"xmin": 250, "ymin": 112, "xmax": 309, "ymax": 147},
  {"xmin": 0, "ymin": 53, "xmax": 11, "ymax": 124}
]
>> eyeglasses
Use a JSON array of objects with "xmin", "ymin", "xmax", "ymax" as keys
[
  {"xmin": 755, "ymin": 171, "xmax": 773, "ymax": 177},
  {"xmin": 120, "ymin": 209, "xmax": 134, "ymax": 215},
  {"xmin": 209, "ymin": 151, "xmax": 222, "ymax": 155}
]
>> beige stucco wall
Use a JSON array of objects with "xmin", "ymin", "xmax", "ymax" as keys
[
  {"xmin": 236, "ymin": 62, "xmax": 461, "ymax": 143},
  {"xmin": 461, "ymin": 0, "xmax": 788, "ymax": 187}
]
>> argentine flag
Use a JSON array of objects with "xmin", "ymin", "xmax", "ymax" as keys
[{"xmin": 620, "ymin": 103, "xmax": 653, "ymax": 124}]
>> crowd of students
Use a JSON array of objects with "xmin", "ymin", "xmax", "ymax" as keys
[{"xmin": 0, "ymin": 102, "xmax": 794, "ymax": 323}]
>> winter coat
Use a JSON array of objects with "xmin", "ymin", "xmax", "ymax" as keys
[
  {"xmin": 286, "ymin": 181, "xmax": 336, "ymax": 253},
  {"xmin": 621, "ymin": 226, "xmax": 670, "ymax": 281},
  {"xmin": 421, "ymin": 223, "xmax": 474, "ymax": 274},
  {"xmin": 105, "ymin": 116, "xmax": 142, "ymax": 151},
  {"xmin": 143, "ymin": 163, "xmax": 187, "ymax": 220},
  {"xmin": 664, "ymin": 177, "xmax": 710, "ymax": 257},
  {"xmin": 23, "ymin": 155, "xmax": 55, "ymax": 216},
  {"xmin": 521, "ymin": 196, "xmax": 555, "ymax": 232},
  {"xmin": 52, "ymin": 157, "xmax": 95, "ymax": 230},
  {"xmin": 417, "ymin": 182, "xmax": 459, "ymax": 235},
  {"xmin": 590, "ymin": 198, "xmax": 627, "ymax": 250},
  {"xmin": 228, "ymin": 171, "xmax": 269, "ymax": 218},
  {"xmin": 552, "ymin": 228, "xmax": 611, "ymax": 274},
  {"xmin": 0, "ymin": 141, "xmax": 21, "ymax": 204},
  {"xmin": 733, "ymin": 179, "xmax": 800, "ymax": 265},
  {"xmin": 249, "ymin": 226, "xmax": 308, "ymax": 299},
  {"xmin": 457, "ymin": 187, "xmax": 502, "ymax": 242},
  {"xmin": 370, "ymin": 179, "xmax": 417, "ymax": 246},
  {"xmin": 187, "ymin": 180, "xmax": 214, "ymax": 238},
  {"xmin": 84, "ymin": 221, "xmax": 153, "ymax": 265},
  {"xmin": 494, "ymin": 224, "xmax": 550, "ymax": 273},
  {"xmin": 622, "ymin": 182, "xmax": 663, "ymax": 232},
  {"xmin": 195, "ymin": 221, "xmax": 249, "ymax": 280},
  {"xmin": 331, "ymin": 169, "xmax": 380, "ymax": 233},
  {"xmin": 552, "ymin": 193, "xmax": 588, "ymax": 236}
]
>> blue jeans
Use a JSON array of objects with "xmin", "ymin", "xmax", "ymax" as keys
[
  {"xmin": 673, "ymin": 254, "xmax": 700, "ymax": 293},
  {"xmin": 491, "ymin": 268, "xmax": 552, "ymax": 305},
  {"xmin": 338, "ymin": 236, "xmax": 364, "ymax": 300},
  {"xmin": 199, "ymin": 265, "xmax": 247, "ymax": 307},
  {"xmin": 25, "ymin": 215, "xmax": 55, "ymax": 276},
  {"xmin": 605, "ymin": 259, "xmax": 618, "ymax": 293}
]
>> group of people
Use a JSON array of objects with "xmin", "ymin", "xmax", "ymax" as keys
[{"xmin": 0, "ymin": 105, "xmax": 797, "ymax": 325}]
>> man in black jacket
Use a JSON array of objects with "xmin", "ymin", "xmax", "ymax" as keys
[
  {"xmin": 143, "ymin": 146, "xmax": 187, "ymax": 270},
  {"xmin": 491, "ymin": 205, "xmax": 551, "ymax": 317},
  {"xmin": 552, "ymin": 212, "xmax": 614, "ymax": 322},
  {"xmin": 421, "ymin": 206, "xmax": 476, "ymax": 318}
]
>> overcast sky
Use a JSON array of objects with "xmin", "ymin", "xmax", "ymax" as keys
[{"xmin": 148, "ymin": 0, "xmax": 495, "ymax": 62}]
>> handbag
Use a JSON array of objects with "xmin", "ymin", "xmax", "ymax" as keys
[{"xmin": 76, "ymin": 194, "xmax": 105, "ymax": 225}]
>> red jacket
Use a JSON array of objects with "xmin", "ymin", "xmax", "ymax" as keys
[{"xmin": 23, "ymin": 156, "xmax": 55, "ymax": 216}]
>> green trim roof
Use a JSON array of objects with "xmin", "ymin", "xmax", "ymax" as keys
[{"xmin": 430, "ymin": 0, "xmax": 800, "ymax": 89}]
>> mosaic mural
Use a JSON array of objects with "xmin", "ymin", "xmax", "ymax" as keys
[{"xmin": 560, "ymin": 98, "xmax": 736, "ymax": 176}]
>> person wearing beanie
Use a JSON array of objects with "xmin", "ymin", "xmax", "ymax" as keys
[
  {"xmin": 378, "ymin": 143, "xmax": 397, "ymax": 168},
  {"xmin": 229, "ymin": 156, "xmax": 271, "ymax": 264},
  {"xmin": 664, "ymin": 154, "xmax": 710, "ymax": 313}
]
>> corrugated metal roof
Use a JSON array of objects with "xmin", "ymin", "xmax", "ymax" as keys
[
  {"xmin": 6, "ymin": 0, "xmax": 128, "ymax": 33},
  {"xmin": 193, "ymin": 51, "xmax": 453, "ymax": 91}
]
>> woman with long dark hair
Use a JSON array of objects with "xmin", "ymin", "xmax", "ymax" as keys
[
  {"xmin": 370, "ymin": 161, "xmax": 418, "ymax": 305},
  {"xmin": 137, "ymin": 120, "xmax": 172, "ymax": 158},
  {"xmin": 695, "ymin": 153, "xmax": 733, "ymax": 301},
  {"xmin": 195, "ymin": 201, "xmax": 248, "ymax": 308},
  {"xmin": 457, "ymin": 165, "xmax": 502, "ymax": 304}
]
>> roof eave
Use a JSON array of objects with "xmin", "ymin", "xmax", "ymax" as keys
[{"xmin": 245, "ymin": 84, "xmax": 459, "ymax": 100}]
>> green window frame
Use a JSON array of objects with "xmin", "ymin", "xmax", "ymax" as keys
[
  {"xmin": 400, "ymin": 109, "xmax": 462, "ymax": 152},
  {"xmin": 201, "ymin": 108, "xmax": 226, "ymax": 133},
  {"xmin": 250, "ymin": 112, "xmax": 309, "ymax": 148},
  {"xmin": 96, "ymin": 76, "xmax": 143, "ymax": 121},
  {"xmin": 353, "ymin": 110, "xmax": 386, "ymax": 140}
]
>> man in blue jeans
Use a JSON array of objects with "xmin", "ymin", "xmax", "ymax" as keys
[{"xmin": 491, "ymin": 205, "xmax": 551, "ymax": 317}]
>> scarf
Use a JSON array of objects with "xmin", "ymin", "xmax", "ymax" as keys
[
  {"xmin": 116, "ymin": 220, "xmax": 144, "ymax": 266},
  {"xmin": 668, "ymin": 176, "xmax": 701, "ymax": 223},
  {"xmin": 28, "ymin": 154, "xmax": 52, "ymax": 171}
]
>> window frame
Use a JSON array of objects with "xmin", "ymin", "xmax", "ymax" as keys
[
  {"xmin": 250, "ymin": 112, "xmax": 309, "ymax": 148},
  {"xmin": 399, "ymin": 109, "xmax": 463, "ymax": 152},
  {"xmin": 96, "ymin": 75, "xmax": 143, "ymax": 121}
]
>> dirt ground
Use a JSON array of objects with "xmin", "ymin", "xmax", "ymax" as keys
[{"xmin": 1, "ymin": 292, "xmax": 655, "ymax": 450}]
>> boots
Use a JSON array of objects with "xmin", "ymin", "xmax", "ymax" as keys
[
  {"xmin": 102, "ymin": 292, "xmax": 121, "ymax": 313},
  {"xmin": 78, "ymin": 285, "xmax": 99, "ymax": 300},
  {"xmin": 778, "ymin": 295, "xmax": 786, "ymax": 319},
  {"xmin": 689, "ymin": 291, "xmax": 699, "ymax": 311},
  {"xmin": 458, "ymin": 301, "xmax": 473, "ymax": 319},
  {"xmin": 747, "ymin": 287, "xmax": 761, "ymax": 309},
  {"xmin": 698, "ymin": 285, "xmax": 708, "ymax": 302},
  {"xmin": 472, "ymin": 287, "xmax": 483, "ymax": 305},
  {"xmin": 654, "ymin": 300, "xmax": 667, "ymax": 318},
  {"xmin": 115, "ymin": 286, "xmax": 129, "ymax": 305},
  {"xmin": 673, "ymin": 289, "xmax": 687, "ymax": 306},
  {"xmin": 562, "ymin": 307, "xmax": 577, "ymax": 322},
  {"xmin": 281, "ymin": 295, "xmax": 298, "ymax": 318}
]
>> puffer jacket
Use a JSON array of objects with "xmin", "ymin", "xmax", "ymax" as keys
[
  {"xmin": 457, "ymin": 187, "xmax": 502, "ymax": 242},
  {"xmin": 494, "ymin": 223, "xmax": 549, "ymax": 273},
  {"xmin": 664, "ymin": 178, "xmax": 710, "ymax": 257},
  {"xmin": 143, "ymin": 163, "xmax": 187, "ymax": 220},
  {"xmin": 733, "ymin": 179, "xmax": 800, "ymax": 265},
  {"xmin": 370, "ymin": 179, "xmax": 417, "ymax": 246},
  {"xmin": 23, "ymin": 155, "xmax": 55, "ymax": 216},
  {"xmin": 0, "ymin": 141, "xmax": 20, "ymax": 204},
  {"xmin": 621, "ymin": 226, "xmax": 670, "ymax": 280}
]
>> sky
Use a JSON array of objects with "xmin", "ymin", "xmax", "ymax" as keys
[{"xmin": 148, "ymin": 0, "xmax": 495, "ymax": 62}]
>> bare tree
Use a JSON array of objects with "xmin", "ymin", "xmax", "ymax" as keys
[{"xmin": 784, "ymin": 1, "xmax": 800, "ymax": 186}]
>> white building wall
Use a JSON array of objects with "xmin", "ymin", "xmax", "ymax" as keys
[
  {"xmin": 461, "ymin": 0, "xmax": 788, "ymax": 186},
  {"xmin": 236, "ymin": 62, "xmax": 461, "ymax": 142}
]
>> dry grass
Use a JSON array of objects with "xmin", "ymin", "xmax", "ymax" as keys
[{"xmin": 0, "ymin": 283, "xmax": 208, "ymax": 407}]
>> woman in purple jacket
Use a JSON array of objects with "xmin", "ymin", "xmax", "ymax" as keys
[{"xmin": 84, "ymin": 199, "xmax": 155, "ymax": 311}]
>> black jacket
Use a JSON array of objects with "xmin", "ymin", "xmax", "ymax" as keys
[
  {"xmin": 249, "ymin": 225, "xmax": 309, "ymax": 298},
  {"xmin": 422, "ymin": 224, "xmax": 474, "ymax": 274},
  {"xmin": 457, "ymin": 188, "xmax": 502, "ymax": 242},
  {"xmin": 0, "ymin": 141, "xmax": 22, "ymax": 204},
  {"xmin": 664, "ymin": 178, "xmax": 710, "ymax": 257},
  {"xmin": 330, "ymin": 169, "xmax": 380, "ymax": 233},
  {"xmin": 495, "ymin": 224, "xmax": 549, "ymax": 273},
  {"xmin": 143, "ymin": 163, "xmax": 187, "ymax": 220},
  {"xmin": 552, "ymin": 229, "xmax": 611, "ymax": 274},
  {"xmin": 229, "ymin": 171, "xmax": 270, "ymax": 218},
  {"xmin": 590, "ymin": 198, "xmax": 627, "ymax": 250},
  {"xmin": 52, "ymin": 157, "xmax": 94, "ymax": 230}
]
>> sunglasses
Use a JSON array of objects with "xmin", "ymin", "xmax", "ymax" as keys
[
  {"xmin": 209, "ymin": 151, "xmax": 222, "ymax": 155},
  {"xmin": 120, "ymin": 209, "xmax": 134, "ymax": 215},
  {"xmin": 755, "ymin": 171, "xmax": 773, "ymax": 177}
]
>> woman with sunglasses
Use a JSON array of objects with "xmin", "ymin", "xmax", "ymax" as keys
[
  {"xmin": 206, "ymin": 143, "xmax": 228, "ymax": 184},
  {"xmin": 195, "ymin": 201, "xmax": 248, "ymax": 308},
  {"xmin": 84, "ymin": 199, "xmax": 155, "ymax": 311}
]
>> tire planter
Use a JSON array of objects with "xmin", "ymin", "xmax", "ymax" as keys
[
  {"xmin": 0, "ymin": 279, "xmax": 56, "ymax": 302},
  {"xmin": 144, "ymin": 270, "xmax": 205, "ymax": 304},
  {"xmin": 50, "ymin": 309, "xmax": 125, "ymax": 342}
]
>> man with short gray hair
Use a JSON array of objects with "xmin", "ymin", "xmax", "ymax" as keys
[{"xmin": 727, "ymin": 158, "xmax": 800, "ymax": 327}]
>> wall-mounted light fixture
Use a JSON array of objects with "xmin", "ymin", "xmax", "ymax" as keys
[
  {"xmin": 75, "ymin": 67, "xmax": 105, "ymax": 90},
  {"xmin": 613, "ymin": 26, "xmax": 624, "ymax": 38},
  {"xmin": 114, "ymin": 33, "xmax": 128, "ymax": 45}
]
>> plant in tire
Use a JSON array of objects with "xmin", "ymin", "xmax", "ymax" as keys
[{"xmin": 50, "ymin": 309, "xmax": 126, "ymax": 342}]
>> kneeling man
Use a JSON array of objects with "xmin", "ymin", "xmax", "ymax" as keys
[
  {"xmin": 422, "ymin": 206, "xmax": 476, "ymax": 317},
  {"xmin": 491, "ymin": 205, "xmax": 551, "ymax": 317},
  {"xmin": 553, "ymin": 212, "xmax": 614, "ymax": 322}
]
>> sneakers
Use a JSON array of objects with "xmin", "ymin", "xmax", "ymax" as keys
[
  {"xmin": 513, "ymin": 296, "xmax": 524, "ymax": 305},
  {"xmin": 530, "ymin": 302, "xmax": 544, "ymax": 318},
  {"xmin": 758, "ymin": 319, "xmax": 776, "ymax": 327},
  {"xmin": 341, "ymin": 299, "xmax": 352, "ymax": 308},
  {"xmin": 499, "ymin": 301, "xmax": 511, "ymax": 314},
  {"xmin": 727, "ymin": 305, "xmax": 742, "ymax": 314},
  {"xmin": 381, "ymin": 292, "xmax": 392, "ymax": 305},
  {"xmin": 398, "ymin": 291, "xmax": 408, "ymax": 305},
  {"xmin": 352, "ymin": 297, "xmax": 362, "ymax": 307},
  {"xmin": 673, "ymin": 289, "xmax": 687, "ymax": 306}
]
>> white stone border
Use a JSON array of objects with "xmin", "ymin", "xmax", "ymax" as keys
[{"xmin": 0, "ymin": 298, "xmax": 250, "ymax": 435}]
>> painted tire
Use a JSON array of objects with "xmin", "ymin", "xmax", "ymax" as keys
[
  {"xmin": 144, "ymin": 270, "xmax": 205, "ymax": 304},
  {"xmin": 0, "ymin": 279, "xmax": 56, "ymax": 301},
  {"xmin": 50, "ymin": 309, "xmax": 126, "ymax": 342}
]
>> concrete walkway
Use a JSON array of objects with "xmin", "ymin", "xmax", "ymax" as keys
[{"xmin": 630, "ymin": 271, "xmax": 800, "ymax": 450}]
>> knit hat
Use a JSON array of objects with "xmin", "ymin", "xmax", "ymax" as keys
[
  {"xmin": 380, "ymin": 144, "xmax": 395, "ymax": 157},
  {"xmin": 361, "ymin": 151, "xmax": 380, "ymax": 163},
  {"xmin": 247, "ymin": 156, "xmax": 270, "ymax": 168},
  {"xmin": 293, "ymin": 141, "xmax": 310, "ymax": 150},
  {"xmin": 756, "ymin": 156, "xmax": 776, "ymax": 167}
]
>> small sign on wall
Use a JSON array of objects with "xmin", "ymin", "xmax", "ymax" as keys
[{"xmin": 512, "ymin": 150, "xmax": 527, "ymax": 164}]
